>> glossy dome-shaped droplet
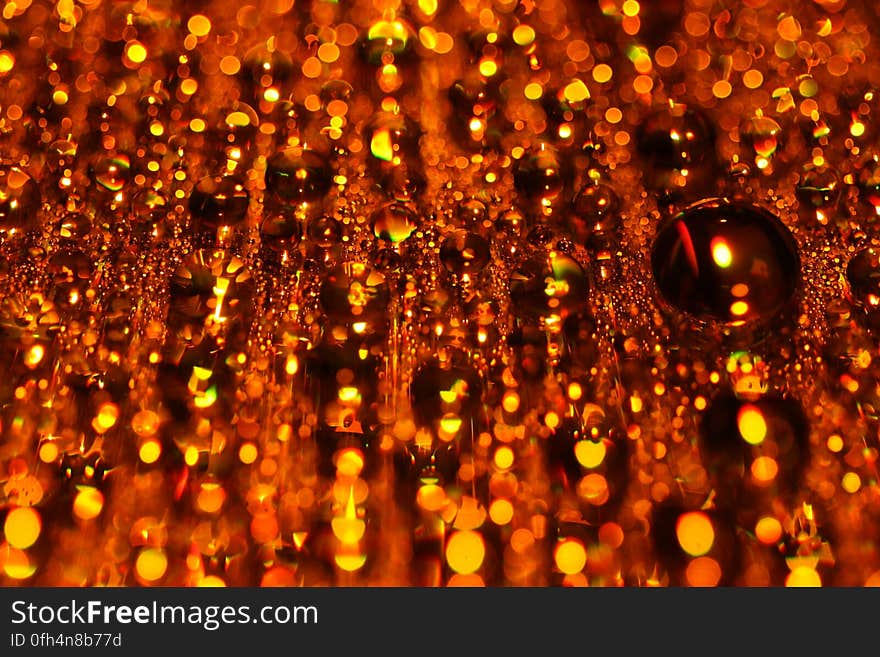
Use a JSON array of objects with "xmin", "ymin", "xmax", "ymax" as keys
[
  {"xmin": 265, "ymin": 148, "xmax": 333, "ymax": 205},
  {"xmin": 132, "ymin": 189, "xmax": 168, "ymax": 223},
  {"xmin": 440, "ymin": 231, "xmax": 490, "ymax": 275},
  {"xmin": 651, "ymin": 199, "xmax": 800, "ymax": 325},
  {"xmin": 371, "ymin": 202, "xmax": 417, "ymax": 244},
  {"xmin": 0, "ymin": 167, "xmax": 40, "ymax": 231},
  {"xmin": 90, "ymin": 154, "xmax": 131, "ymax": 193},
  {"xmin": 364, "ymin": 111, "xmax": 421, "ymax": 165},
  {"xmin": 846, "ymin": 247, "xmax": 880, "ymax": 308},
  {"xmin": 513, "ymin": 144, "xmax": 565, "ymax": 202},
  {"xmin": 636, "ymin": 106, "xmax": 715, "ymax": 170},
  {"xmin": 319, "ymin": 262, "xmax": 389, "ymax": 324},
  {"xmin": 307, "ymin": 215, "xmax": 342, "ymax": 249},
  {"xmin": 567, "ymin": 181, "xmax": 620, "ymax": 242},
  {"xmin": 510, "ymin": 251, "xmax": 588, "ymax": 319},
  {"xmin": 740, "ymin": 115, "xmax": 782, "ymax": 167},
  {"xmin": 795, "ymin": 166, "xmax": 840, "ymax": 212},
  {"xmin": 169, "ymin": 249, "xmax": 254, "ymax": 324},
  {"xmin": 189, "ymin": 175, "xmax": 249, "ymax": 229}
]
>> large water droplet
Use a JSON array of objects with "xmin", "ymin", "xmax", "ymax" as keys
[
  {"xmin": 189, "ymin": 175, "xmax": 249, "ymax": 230},
  {"xmin": 846, "ymin": 247, "xmax": 880, "ymax": 308},
  {"xmin": 371, "ymin": 202, "xmax": 418, "ymax": 245},
  {"xmin": 440, "ymin": 231, "xmax": 490, "ymax": 275},
  {"xmin": 265, "ymin": 148, "xmax": 333, "ymax": 206},
  {"xmin": 510, "ymin": 251, "xmax": 588, "ymax": 320},
  {"xmin": 169, "ymin": 249, "xmax": 254, "ymax": 325},
  {"xmin": 651, "ymin": 199, "xmax": 800, "ymax": 325},
  {"xmin": 319, "ymin": 262, "xmax": 390, "ymax": 327}
]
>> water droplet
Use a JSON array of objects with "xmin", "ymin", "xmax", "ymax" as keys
[
  {"xmin": 567, "ymin": 181, "xmax": 620, "ymax": 243},
  {"xmin": 265, "ymin": 148, "xmax": 333, "ymax": 206},
  {"xmin": 510, "ymin": 251, "xmax": 588, "ymax": 319},
  {"xmin": 90, "ymin": 154, "xmax": 131, "ymax": 193},
  {"xmin": 0, "ymin": 167, "xmax": 40, "ymax": 231},
  {"xmin": 857, "ymin": 155, "xmax": 880, "ymax": 216},
  {"xmin": 362, "ymin": 18, "xmax": 415, "ymax": 65},
  {"xmin": 513, "ymin": 144, "xmax": 566, "ymax": 205},
  {"xmin": 307, "ymin": 215, "xmax": 342, "ymax": 250},
  {"xmin": 636, "ymin": 106, "xmax": 716, "ymax": 198},
  {"xmin": 189, "ymin": 175, "xmax": 249, "ymax": 230},
  {"xmin": 371, "ymin": 202, "xmax": 418, "ymax": 244},
  {"xmin": 132, "ymin": 189, "xmax": 169, "ymax": 223},
  {"xmin": 169, "ymin": 249, "xmax": 254, "ymax": 325},
  {"xmin": 740, "ymin": 115, "xmax": 782, "ymax": 170},
  {"xmin": 651, "ymin": 199, "xmax": 800, "ymax": 325},
  {"xmin": 795, "ymin": 166, "xmax": 840, "ymax": 215},
  {"xmin": 440, "ymin": 231, "xmax": 490, "ymax": 275},
  {"xmin": 846, "ymin": 247, "xmax": 880, "ymax": 309},
  {"xmin": 319, "ymin": 262, "xmax": 390, "ymax": 326}
]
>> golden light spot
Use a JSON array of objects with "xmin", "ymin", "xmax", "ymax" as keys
[
  {"xmin": 0, "ymin": 51, "xmax": 14, "ymax": 73},
  {"xmin": 53, "ymin": 89, "xmax": 69, "ymax": 105},
  {"xmin": 4, "ymin": 508, "xmax": 41, "ymax": 549},
  {"xmin": 219, "ymin": 55, "xmax": 241, "ymax": 75},
  {"xmin": 755, "ymin": 516, "xmax": 782, "ymax": 545},
  {"xmin": 370, "ymin": 128, "xmax": 394, "ymax": 161},
  {"xmin": 73, "ymin": 487, "xmax": 104, "ymax": 520},
  {"xmin": 622, "ymin": 0, "xmax": 640, "ymax": 16},
  {"xmin": 136, "ymin": 548, "xmax": 168, "ymax": 582},
  {"xmin": 39, "ymin": 441, "xmax": 58, "ymax": 463},
  {"xmin": 654, "ymin": 45, "xmax": 677, "ymax": 68},
  {"xmin": 737, "ymin": 405, "xmax": 767, "ymax": 445},
  {"xmin": 434, "ymin": 32, "xmax": 454, "ymax": 54},
  {"xmin": 336, "ymin": 448, "xmax": 365, "ymax": 477},
  {"xmin": 712, "ymin": 80, "xmax": 732, "ymax": 98},
  {"xmin": 842, "ymin": 471, "xmax": 861, "ymax": 493},
  {"xmin": 2, "ymin": 545, "xmax": 36, "ymax": 579},
  {"xmin": 24, "ymin": 344, "xmax": 44, "ymax": 368},
  {"xmin": 317, "ymin": 42, "xmax": 340, "ymax": 63},
  {"xmin": 605, "ymin": 107, "xmax": 623, "ymax": 123},
  {"xmin": 676, "ymin": 511, "xmax": 714, "ymax": 557},
  {"xmin": 545, "ymin": 411, "xmax": 560, "ymax": 429},
  {"xmin": 125, "ymin": 41, "xmax": 147, "ymax": 63},
  {"xmin": 139, "ymin": 439, "xmax": 162, "ymax": 464},
  {"xmin": 577, "ymin": 473, "xmax": 609, "ymax": 505},
  {"xmin": 730, "ymin": 301, "xmax": 750, "ymax": 317},
  {"xmin": 564, "ymin": 79, "xmax": 590, "ymax": 103},
  {"xmin": 95, "ymin": 403, "xmax": 119, "ymax": 432},
  {"xmin": 777, "ymin": 15, "xmax": 801, "ymax": 41},
  {"xmin": 187, "ymin": 14, "xmax": 212, "ymax": 37},
  {"xmin": 686, "ymin": 556, "xmax": 722, "ymax": 587},
  {"xmin": 711, "ymin": 238, "xmax": 733, "ymax": 268},
  {"xmin": 554, "ymin": 538, "xmax": 587, "ymax": 575},
  {"xmin": 494, "ymin": 446, "xmax": 514, "ymax": 470},
  {"xmin": 599, "ymin": 522, "xmax": 624, "ymax": 548},
  {"xmin": 302, "ymin": 56, "xmax": 322, "ymax": 78},
  {"xmin": 524, "ymin": 82, "xmax": 543, "ymax": 100},
  {"xmin": 592, "ymin": 63, "xmax": 613, "ymax": 83},
  {"xmin": 198, "ymin": 576, "xmax": 226, "ymax": 587},
  {"xmin": 751, "ymin": 456, "xmax": 778, "ymax": 483},
  {"xmin": 417, "ymin": 484, "xmax": 447, "ymax": 511},
  {"xmin": 827, "ymin": 434, "xmax": 844, "ymax": 453},
  {"xmin": 633, "ymin": 75, "xmax": 653, "ymax": 94},
  {"xmin": 502, "ymin": 391, "xmax": 520, "ymax": 413},
  {"xmin": 743, "ymin": 69, "xmax": 763, "ymax": 89},
  {"xmin": 331, "ymin": 489, "xmax": 365, "ymax": 544},
  {"xmin": 197, "ymin": 484, "xmax": 226, "ymax": 513},
  {"xmin": 489, "ymin": 499, "xmax": 514, "ymax": 525},
  {"xmin": 513, "ymin": 25, "xmax": 535, "ymax": 46},
  {"xmin": 446, "ymin": 530, "xmax": 485, "ymax": 574},
  {"xmin": 184, "ymin": 445, "xmax": 200, "ymax": 467},
  {"xmin": 574, "ymin": 439, "xmax": 606, "ymax": 469},
  {"xmin": 786, "ymin": 566, "xmax": 821, "ymax": 587}
]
